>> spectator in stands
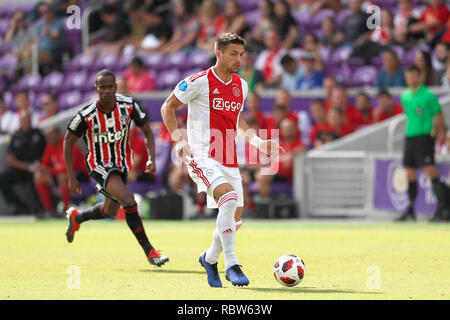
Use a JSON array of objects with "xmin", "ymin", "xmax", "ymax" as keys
[
  {"xmin": 375, "ymin": 49, "xmax": 406, "ymax": 88},
  {"xmin": 196, "ymin": 0, "xmax": 226, "ymax": 52},
  {"xmin": 36, "ymin": 2, "xmax": 65, "ymax": 75},
  {"xmin": 280, "ymin": 54, "xmax": 304, "ymax": 91},
  {"xmin": 432, "ymin": 43, "xmax": 449, "ymax": 78},
  {"xmin": 98, "ymin": 3, "xmax": 131, "ymax": 54},
  {"xmin": 435, "ymin": 125, "xmax": 448, "ymax": 154},
  {"xmin": 354, "ymin": 92, "xmax": 374, "ymax": 126},
  {"xmin": 127, "ymin": 1, "xmax": 146, "ymax": 43},
  {"xmin": 244, "ymin": 92, "xmax": 268, "ymax": 130},
  {"xmin": 123, "ymin": 56, "xmax": 156, "ymax": 93},
  {"xmin": 12, "ymin": 90, "xmax": 40, "ymax": 130},
  {"xmin": 161, "ymin": 0, "xmax": 200, "ymax": 54},
  {"xmin": 39, "ymin": 93, "xmax": 59, "ymax": 123},
  {"xmin": 248, "ymin": 0, "xmax": 275, "ymax": 52},
  {"xmin": 255, "ymin": 27, "xmax": 287, "ymax": 88},
  {"xmin": 116, "ymin": 76, "xmax": 128, "ymax": 94},
  {"xmin": 0, "ymin": 97, "xmax": 18, "ymax": 135},
  {"xmin": 256, "ymin": 118, "xmax": 305, "ymax": 198},
  {"xmin": 329, "ymin": 86, "xmax": 362, "ymax": 131},
  {"xmin": 295, "ymin": 51, "xmax": 325, "ymax": 90},
  {"xmin": 393, "ymin": 0, "xmax": 423, "ymax": 46},
  {"xmin": 308, "ymin": 99, "xmax": 328, "ymax": 149},
  {"xmin": 414, "ymin": 50, "xmax": 435, "ymax": 86},
  {"xmin": 323, "ymin": 75, "xmax": 338, "ymax": 112},
  {"xmin": 408, "ymin": 0, "xmax": 449, "ymax": 41},
  {"xmin": 238, "ymin": 47, "xmax": 265, "ymax": 93},
  {"xmin": 128, "ymin": 127, "xmax": 154, "ymax": 183},
  {"xmin": 273, "ymin": 0, "xmax": 299, "ymax": 50},
  {"xmin": 335, "ymin": 0, "xmax": 371, "ymax": 46},
  {"xmin": 324, "ymin": 107, "xmax": 354, "ymax": 140},
  {"xmin": 302, "ymin": 33, "xmax": 325, "ymax": 71},
  {"xmin": 273, "ymin": 88, "xmax": 299, "ymax": 127},
  {"xmin": 0, "ymin": 111, "xmax": 46, "ymax": 215},
  {"xmin": 299, "ymin": 0, "xmax": 343, "ymax": 15},
  {"xmin": 319, "ymin": 16, "xmax": 343, "ymax": 50},
  {"xmin": 373, "ymin": 89, "xmax": 404, "ymax": 123},
  {"xmin": 224, "ymin": 0, "xmax": 250, "ymax": 38},
  {"xmin": 351, "ymin": 9, "xmax": 394, "ymax": 64},
  {"xmin": 4, "ymin": 10, "xmax": 34, "ymax": 75},
  {"xmin": 34, "ymin": 126, "xmax": 88, "ymax": 217},
  {"xmin": 139, "ymin": 4, "xmax": 173, "ymax": 53}
]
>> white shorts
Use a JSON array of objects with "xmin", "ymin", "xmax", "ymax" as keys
[{"xmin": 186, "ymin": 157, "xmax": 244, "ymax": 209}]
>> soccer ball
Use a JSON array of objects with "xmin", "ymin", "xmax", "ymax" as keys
[{"xmin": 273, "ymin": 254, "xmax": 305, "ymax": 287}]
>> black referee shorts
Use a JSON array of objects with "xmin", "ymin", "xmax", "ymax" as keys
[
  {"xmin": 402, "ymin": 135, "xmax": 435, "ymax": 168},
  {"xmin": 89, "ymin": 164, "xmax": 128, "ymax": 203}
]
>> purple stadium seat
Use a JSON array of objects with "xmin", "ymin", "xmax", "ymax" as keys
[
  {"xmin": 128, "ymin": 140, "xmax": 172, "ymax": 194},
  {"xmin": 63, "ymin": 71, "xmax": 87, "ymax": 91},
  {"xmin": 293, "ymin": 10, "xmax": 311, "ymax": 28},
  {"xmin": 59, "ymin": 91, "xmax": 82, "ymax": 110},
  {"xmin": 62, "ymin": 16, "xmax": 82, "ymax": 55},
  {"xmin": 187, "ymin": 50, "xmax": 210, "ymax": 70},
  {"xmin": 327, "ymin": 65, "xmax": 352, "ymax": 86},
  {"xmin": 159, "ymin": 69, "xmax": 181, "ymax": 90},
  {"xmin": 391, "ymin": 45, "xmax": 406, "ymax": 61},
  {"xmin": 83, "ymin": 72, "xmax": 98, "ymax": 92},
  {"xmin": 144, "ymin": 52, "xmax": 166, "ymax": 71},
  {"xmin": 330, "ymin": 46, "xmax": 353, "ymax": 65},
  {"xmin": 117, "ymin": 53, "xmax": 134, "ymax": 71},
  {"xmin": 335, "ymin": 9, "xmax": 351, "ymax": 28},
  {"xmin": 63, "ymin": 52, "xmax": 96, "ymax": 72},
  {"xmin": 82, "ymin": 91, "xmax": 98, "ymax": 105},
  {"xmin": 248, "ymin": 182, "xmax": 292, "ymax": 196},
  {"xmin": 0, "ymin": 3, "xmax": 18, "ymax": 18},
  {"xmin": 352, "ymin": 66, "xmax": 378, "ymax": 87},
  {"xmin": 0, "ymin": 55, "xmax": 18, "ymax": 79},
  {"xmin": 311, "ymin": 9, "xmax": 334, "ymax": 27},
  {"xmin": 16, "ymin": 73, "xmax": 42, "ymax": 91},
  {"xmin": 3, "ymin": 91, "xmax": 14, "ymax": 110},
  {"xmin": 40, "ymin": 72, "xmax": 65, "ymax": 94},
  {"xmin": 93, "ymin": 53, "xmax": 119, "ymax": 72},
  {"xmin": 244, "ymin": 10, "xmax": 261, "ymax": 28},
  {"xmin": 164, "ymin": 51, "xmax": 188, "ymax": 70},
  {"xmin": 347, "ymin": 57, "xmax": 364, "ymax": 68},
  {"xmin": 405, "ymin": 44, "xmax": 430, "ymax": 64},
  {"xmin": 182, "ymin": 68, "xmax": 202, "ymax": 80}
]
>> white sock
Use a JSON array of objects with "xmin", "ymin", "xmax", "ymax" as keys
[
  {"xmin": 216, "ymin": 191, "xmax": 239, "ymax": 270},
  {"xmin": 205, "ymin": 228, "xmax": 222, "ymax": 264}
]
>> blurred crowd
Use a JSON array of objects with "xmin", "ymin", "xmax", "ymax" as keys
[{"xmin": 1, "ymin": 0, "xmax": 450, "ymax": 216}]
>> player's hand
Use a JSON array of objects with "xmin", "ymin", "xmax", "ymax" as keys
[
  {"xmin": 68, "ymin": 176, "xmax": 81, "ymax": 195},
  {"xmin": 145, "ymin": 159, "xmax": 156, "ymax": 175},
  {"xmin": 175, "ymin": 138, "xmax": 193, "ymax": 163},
  {"xmin": 260, "ymin": 140, "xmax": 285, "ymax": 157}
]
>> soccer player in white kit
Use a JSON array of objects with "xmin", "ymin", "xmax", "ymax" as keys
[{"xmin": 161, "ymin": 33, "xmax": 281, "ymax": 287}]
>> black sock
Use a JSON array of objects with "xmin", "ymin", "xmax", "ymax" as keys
[
  {"xmin": 407, "ymin": 181, "xmax": 418, "ymax": 210},
  {"xmin": 431, "ymin": 178, "xmax": 448, "ymax": 211},
  {"xmin": 75, "ymin": 203, "xmax": 106, "ymax": 224},
  {"xmin": 124, "ymin": 204, "xmax": 153, "ymax": 257}
]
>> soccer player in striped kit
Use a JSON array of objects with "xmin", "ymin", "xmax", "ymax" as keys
[
  {"xmin": 64, "ymin": 69, "xmax": 169, "ymax": 267},
  {"xmin": 161, "ymin": 33, "xmax": 282, "ymax": 287}
]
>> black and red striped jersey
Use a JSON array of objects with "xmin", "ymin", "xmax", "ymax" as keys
[{"xmin": 67, "ymin": 93, "xmax": 149, "ymax": 173}]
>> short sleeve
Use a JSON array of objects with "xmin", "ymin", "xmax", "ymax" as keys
[
  {"xmin": 67, "ymin": 112, "xmax": 87, "ymax": 137},
  {"xmin": 131, "ymin": 99, "xmax": 150, "ymax": 127},
  {"xmin": 429, "ymin": 92, "xmax": 442, "ymax": 115},
  {"xmin": 173, "ymin": 76, "xmax": 201, "ymax": 105}
]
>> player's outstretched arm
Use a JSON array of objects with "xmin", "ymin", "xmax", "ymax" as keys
[
  {"xmin": 237, "ymin": 116, "xmax": 284, "ymax": 157},
  {"xmin": 63, "ymin": 131, "xmax": 81, "ymax": 195},
  {"xmin": 161, "ymin": 93, "xmax": 192, "ymax": 161}
]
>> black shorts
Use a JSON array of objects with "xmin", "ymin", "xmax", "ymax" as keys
[
  {"xmin": 403, "ymin": 135, "xmax": 435, "ymax": 168},
  {"xmin": 89, "ymin": 164, "xmax": 128, "ymax": 203}
]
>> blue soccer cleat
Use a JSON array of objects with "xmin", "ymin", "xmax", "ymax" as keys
[
  {"xmin": 225, "ymin": 265, "xmax": 249, "ymax": 287},
  {"xmin": 199, "ymin": 252, "xmax": 222, "ymax": 288}
]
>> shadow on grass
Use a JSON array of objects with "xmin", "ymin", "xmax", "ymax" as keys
[
  {"xmin": 241, "ymin": 286, "xmax": 383, "ymax": 295},
  {"xmin": 139, "ymin": 269, "xmax": 204, "ymax": 275}
]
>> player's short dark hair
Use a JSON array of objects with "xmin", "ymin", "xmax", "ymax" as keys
[
  {"xmin": 377, "ymin": 88, "xmax": 392, "ymax": 98},
  {"xmin": 405, "ymin": 64, "xmax": 421, "ymax": 74},
  {"xmin": 95, "ymin": 69, "xmax": 116, "ymax": 84},
  {"xmin": 214, "ymin": 32, "xmax": 245, "ymax": 52},
  {"xmin": 280, "ymin": 54, "xmax": 295, "ymax": 66}
]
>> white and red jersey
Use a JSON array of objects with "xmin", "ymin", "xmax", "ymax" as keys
[
  {"xmin": 67, "ymin": 93, "xmax": 149, "ymax": 172},
  {"xmin": 173, "ymin": 67, "xmax": 248, "ymax": 167}
]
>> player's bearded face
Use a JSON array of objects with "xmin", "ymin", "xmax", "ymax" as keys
[{"xmin": 221, "ymin": 44, "xmax": 245, "ymax": 73}]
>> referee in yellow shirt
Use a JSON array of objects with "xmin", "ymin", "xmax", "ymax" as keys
[{"xmin": 397, "ymin": 65, "xmax": 449, "ymax": 222}]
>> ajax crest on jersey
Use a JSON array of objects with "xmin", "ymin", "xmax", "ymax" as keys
[{"xmin": 273, "ymin": 254, "xmax": 305, "ymax": 287}]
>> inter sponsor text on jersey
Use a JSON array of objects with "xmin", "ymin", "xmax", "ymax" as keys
[
  {"xmin": 67, "ymin": 93, "xmax": 149, "ymax": 172},
  {"xmin": 173, "ymin": 67, "xmax": 249, "ymax": 167}
]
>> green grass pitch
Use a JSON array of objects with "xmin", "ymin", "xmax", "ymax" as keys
[{"xmin": 0, "ymin": 219, "xmax": 449, "ymax": 300}]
